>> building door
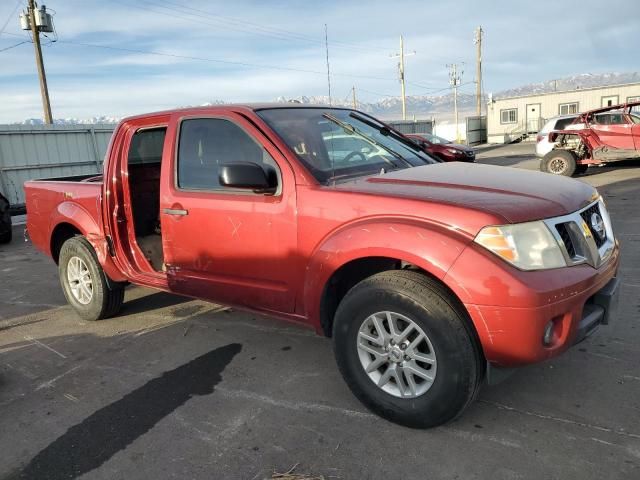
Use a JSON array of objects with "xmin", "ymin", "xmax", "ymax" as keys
[
  {"xmin": 526, "ymin": 103, "xmax": 541, "ymax": 133},
  {"xmin": 601, "ymin": 95, "xmax": 619, "ymax": 107}
]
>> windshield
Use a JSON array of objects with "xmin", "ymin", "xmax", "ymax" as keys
[
  {"xmin": 257, "ymin": 108, "xmax": 435, "ymax": 183},
  {"xmin": 421, "ymin": 133, "xmax": 451, "ymax": 145}
]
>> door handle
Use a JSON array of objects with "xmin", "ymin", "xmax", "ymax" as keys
[{"xmin": 163, "ymin": 208, "xmax": 188, "ymax": 216}]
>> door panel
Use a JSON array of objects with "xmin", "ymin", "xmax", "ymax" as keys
[
  {"xmin": 632, "ymin": 123, "xmax": 640, "ymax": 150},
  {"xmin": 159, "ymin": 113, "xmax": 298, "ymax": 314},
  {"xmin": 590, "ymin": 113, "xmax": 635, "ymax": 149}
]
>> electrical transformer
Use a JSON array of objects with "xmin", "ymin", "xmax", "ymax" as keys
[{"xmin": 19, "ymin": 5, "xmax": 54, "ymax": 33}]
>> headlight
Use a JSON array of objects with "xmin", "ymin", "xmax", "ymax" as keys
[
  {"xmin": 446, "ymin": 148, "xmax": 460, "ymax": 154},
  {"xmin": 474, "ymin": 221, "xmax": 566, "ymax": 270}
]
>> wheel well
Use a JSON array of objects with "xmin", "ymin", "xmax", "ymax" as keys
[
  {"xmin": 319, "ymin": 256, "xmax": 486, "ymax": 369},
  {"xmin": 50, "ymin": 223, "xmax": 82, "ymax": 264},
  {"xmin": 319, "ymin": 257, "xmax": 450, "ymax": 337}
]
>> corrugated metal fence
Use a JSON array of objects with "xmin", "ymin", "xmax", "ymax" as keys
[
  {"xmin": 0, "ymin": 124, "xmax": 116, "ymax": 206},
  {"xmin": 465, "ymin": 116, "xmax": 487, "ymax": 146},
  {"xmin": 387, "ymin": 119, "xmax": 434, "ymax": 135}
]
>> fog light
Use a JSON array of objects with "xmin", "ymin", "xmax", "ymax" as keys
[{"xmin": 543, "ymin": 321, "xmax": 555, "ymax": 346}]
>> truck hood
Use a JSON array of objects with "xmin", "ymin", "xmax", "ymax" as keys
[{"xmin": 333, "ymin": 162, "xmax": 597, "ymax": 224}]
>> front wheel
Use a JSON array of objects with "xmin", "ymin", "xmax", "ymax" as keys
[
  {"xmin": 332, "ymin": 270, "xmax": 483, "ymax": 428},
  {"xmin": 59, "ymin": 236, "xmax": 124, "ymax": 321},
  {"xmin": 541, "ymin": 150, "xmax": 577, "ymax": 176}
]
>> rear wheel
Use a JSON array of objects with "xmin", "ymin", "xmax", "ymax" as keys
[
  {"xmin": 541, "ymin": 150, "xmax": 577, "ymax": 176},
  {"xmin": 59, "ymin": 236, "xmax": 124, "ymax": 321},
  {"xmin": 332, "ymin": 270, "xmax": 483, "ymax": 428}
]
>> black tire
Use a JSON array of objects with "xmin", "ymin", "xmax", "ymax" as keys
[
  {"xmin": 541, "ymin": 150, "xmax": 577, "ymax": 176},
  {"xmin": 58, "ymin": 236, "xmax": 124, "ymax": 321},
  {"xmin": 0, "ymin": 229, "xmax": 11, "ymax": 244},
  {"xmin": 332, "ymin": 270, "xmax": 484, "ymax": 429},
  {"xmin": 575, "ymin": 164, "xmax": 588, "ymax": 175}
]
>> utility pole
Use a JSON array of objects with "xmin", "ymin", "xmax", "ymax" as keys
[
  {"xmin": 390, "ymin": 35, "xmax": 415, "ymax": 120},
  {"xmin": 351, "ymin": 86, "xmax": 357, "ymax": 109},
  {"xmin": 324, "ymin": 24, "xmax": 332, "ymax": 106},
  {"xmin": 474, "ymin": 26, "xmax": 483, "ymax": 116},
  {"xmin": 448, "ymin": 63, "xmax": 463, "ymax": 142},
  {"xmin": 25, "ymin": 0, "xmax": 53, "ymax": 124}
]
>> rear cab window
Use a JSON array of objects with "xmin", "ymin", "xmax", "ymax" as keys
[{"xmin": 128, "ymin": 128, "xmax": 166, "ymax": 165}]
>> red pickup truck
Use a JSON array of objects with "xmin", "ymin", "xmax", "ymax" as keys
[{"xmin": 25, "ymin": 104, "xmax": 620, "ymax": 428}]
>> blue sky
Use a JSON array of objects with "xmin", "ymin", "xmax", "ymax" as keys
[{"xmin": 0, "ymin": 0, "xmax": 638, "ymax": 122}]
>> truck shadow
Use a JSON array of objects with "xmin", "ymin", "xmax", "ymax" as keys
[
  {"xmin": 5, "ymin": 341, "xmax": 242, "ymax": 480},
  {"xmin": 119, "ymin": 290, "xmax": 191, "ymax": 316}
]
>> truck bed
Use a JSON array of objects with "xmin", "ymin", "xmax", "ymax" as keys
[{"xmin": 24, "ymin": 174, "xmax": 104, "ymax": 258}]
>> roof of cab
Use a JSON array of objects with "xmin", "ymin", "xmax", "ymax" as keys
[{"xmin": 120, "ymin": 102, "xmax": 352, "ymax": 123}]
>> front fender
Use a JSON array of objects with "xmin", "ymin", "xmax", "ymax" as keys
[{"xmin": 303, "ymin": 218, "xmax": 473, "ymax": 331}]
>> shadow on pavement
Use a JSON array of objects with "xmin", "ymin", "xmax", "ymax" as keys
[{"xmin": 6, "ymin": 343, "xmax": 242, "ymax": 480}]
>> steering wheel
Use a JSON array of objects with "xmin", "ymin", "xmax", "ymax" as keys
[{"xmin": 343, "ymin": 151, "xmax": 367, "ymax": 163}]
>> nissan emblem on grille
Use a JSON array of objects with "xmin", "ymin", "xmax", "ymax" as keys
[{"xmin": 590, "ymin": 212, "xmax": 606, "ymax": 241}]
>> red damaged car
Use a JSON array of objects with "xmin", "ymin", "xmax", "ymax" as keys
[
  {"xmin": 541, "ymin": 100, "xmax": 640, "ymax": 176},
  {"xmin": 406, "ymin": 133, "xmax": 476, "ymax": 162}
]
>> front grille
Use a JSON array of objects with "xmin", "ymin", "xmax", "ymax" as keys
[
  {"xmin": 580, "ymin": 203, "xmax": 606, "ymax": 247},
  {"xmin": 545, "ymin": 199, "xmax": 614, "ymax": 268},
  {"xmin": 555, "ymin": 223, "xmax": 576, "ymax": 258},
  {"xmin": 465, "ymin": 150, "xmax": 475, "ymax": 157}
]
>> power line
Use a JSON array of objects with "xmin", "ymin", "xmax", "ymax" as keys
[
  {"xmin": 357, "ymin": 87, "xmax": 396, "ymax": 98},
  {"xmin": 109, "ymin": 0, "xmax": 389, "ymax": 54},
  {"xmin": 0, "ymin": 0, "xmax": 22, "ymax": 36},
  {"xmin": 0, "ymin": 29, "xmax": 396, "ymax": 82},
  {"xmin": 0, "ymin": 39, "xmax": 29, "ymax": 53},
  {"xmin": 406, "ymin": 82, "xmax": 452, "ymax": 94},
  {"xmin": 152, "ymin": 0, "xmax": 390, "ymax": 52},
  {"xmin": 52, "ymin": 37, "xmax": 396, "ymax": 82}
]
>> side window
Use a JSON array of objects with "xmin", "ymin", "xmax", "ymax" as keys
[
  {"xmin": 128, "ymin": 128, "xmax": 166, "ymax": 165},
  {"xmin": 500, "ymin": 108, "xmax": 517, "ymax": 124},
  {"xmin": 177, "ymin": 118, "xmax": 279, "ymax": 191},
  {"xmin": 555, "ymin": 118, "xmax": 576, "ymax": 130},
  {"xmin": 593, "ymin": 113, "xmax": 627, "ymax": 125}
]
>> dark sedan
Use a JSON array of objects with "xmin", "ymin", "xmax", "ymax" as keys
[
  {"xmin": 407, "ymin": 133, "xmax": 475, "ymax": 162},
  {"xmin": 0, "ymin": 191, "xmax": 12, "ymax": 243}
]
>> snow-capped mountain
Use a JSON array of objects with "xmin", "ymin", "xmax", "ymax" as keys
[
  {"xmin": 494, "ymin": 72, "xmax": 640, "ymax": 100},
  {"xmin": 21, "ymin": 116, "xmax": 121, "ymax": 125},
  {"xmin": 18, "ymin": 72, "xmax": 640, "ymax": 124}
]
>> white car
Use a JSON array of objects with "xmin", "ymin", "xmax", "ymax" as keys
[{"xmin": 535, "ymin": 114, "xmax": 584, "ymax": 157}]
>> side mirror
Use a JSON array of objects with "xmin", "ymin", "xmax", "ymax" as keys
[{"xmin": 219, "ymin": 162, "xmax": 277, "ymax": 194}]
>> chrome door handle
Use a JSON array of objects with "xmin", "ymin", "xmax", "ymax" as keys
[{"xmin": 162, "ymin": 208, "xmax": 188, "ymax": 216}]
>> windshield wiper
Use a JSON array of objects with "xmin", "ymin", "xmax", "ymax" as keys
[
  {"xmin": 348, "ymin": 112, "xmax": 429, "ymax": 155},
  {"xmin": 322, "ymin": 113, "xmax": 412, "ymax": 168}
]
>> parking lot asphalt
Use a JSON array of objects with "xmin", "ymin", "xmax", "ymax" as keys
[{"xmin": 1, "ymin": 143, "xmax": 639, "ymax": 480}]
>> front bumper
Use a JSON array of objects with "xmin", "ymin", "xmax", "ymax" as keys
[
  {"xmin": 572, "ymin": 276, "xmax": 619, "ymax": 344},
  {"xmin": 444, "ymin": 238, "xmax": 620, "ymax": 367}
]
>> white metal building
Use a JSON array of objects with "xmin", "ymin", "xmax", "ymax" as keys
[{"xmin": 486, "ymin": 82, "xmax": 640, "ymax": 143}]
